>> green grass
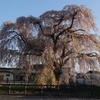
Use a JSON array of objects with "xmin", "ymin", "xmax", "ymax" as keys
[{"xmin": 0, "ymin": 84, "xmax": 99, "ymax": 97}]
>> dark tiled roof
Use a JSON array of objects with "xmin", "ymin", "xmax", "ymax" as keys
[{"xmin": 87, "ymin": 70, "xmax": 100, "ymax": 74}]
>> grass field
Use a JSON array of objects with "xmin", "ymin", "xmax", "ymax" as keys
[{"xmin": 0, "ymin": 84, "xmax": 100, "ymax": 98}]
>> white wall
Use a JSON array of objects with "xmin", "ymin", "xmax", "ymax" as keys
[{"xmin": 0, "ymin": 72, "xmax": 13, "ymax": 81}]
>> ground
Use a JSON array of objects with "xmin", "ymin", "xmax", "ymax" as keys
[{"xmin": 0, "ymin": 95, "xmax": 99, "ymax": 100}]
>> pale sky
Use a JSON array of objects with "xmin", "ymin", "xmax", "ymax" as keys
[{"xmin": 0, "ymin": 0, "xmax": 100, "ymax": 34}]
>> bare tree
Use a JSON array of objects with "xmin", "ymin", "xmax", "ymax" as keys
[{"xmin": 0, "ymin": 5, "xmax": 100, "ymax": 84}]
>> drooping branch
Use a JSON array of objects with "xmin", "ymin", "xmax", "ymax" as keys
[
  {"xmin": 77, "ymin": 52, "xmax": 99, "ymax": 58},
  {"xmin": 7, "ymin": 31, "xmax": 33, "ymax": 49},
  {"xmin": 67, "ymin": 29, "xmax": 85, "ymax": 33}
]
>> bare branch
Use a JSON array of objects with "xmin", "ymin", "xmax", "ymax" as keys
[
  {"xmin": 55, "ymin": 11, "xmax": 78, "ymax": 42},
  {"xmin": 54, "ymin": 15, "xmax": 64, "ymax": 27}
]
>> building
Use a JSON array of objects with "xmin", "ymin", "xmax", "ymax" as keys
[
  {"xmin": 85, "ymin": 70, "xmax": 100, "ymax": 86},
  {"xmin": 76, "ymin": 70, "xmax": 100, "ymax": 86},
  {"xmin": 0, "ymin": 68, "xmax": 14, "ymax": 81},
  {"xmin": 0, "ymin": 64, "xmax": 43, "ymax": 82}
]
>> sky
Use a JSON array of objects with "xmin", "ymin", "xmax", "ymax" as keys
[{"xmin": 0, "ymin": 0, "xmax": 100, "ymax": 34}]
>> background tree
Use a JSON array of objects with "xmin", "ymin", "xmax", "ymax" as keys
[
  {"xmin": 0, "ymin": 17, "xmax": 45, "ymax": 81},
  {"xmin": 0, "ymin": 5, "xmax": 100, "ymax": 84}
]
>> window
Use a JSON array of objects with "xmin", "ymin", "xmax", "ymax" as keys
[{"xmin": 6, "ymin": 74, "xmax": 10, "ymax": 76}]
